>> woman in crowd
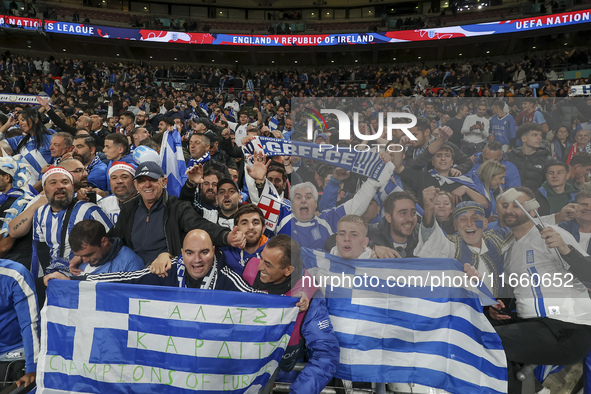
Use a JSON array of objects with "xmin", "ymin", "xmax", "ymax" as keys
[
  {"xmin": 0, "ymin": 107, "xmax": 53, "ymax": 179},
  {"xmin": 549, "ymin": 126, "xmax": 573, "ymax": 162},
  {"xmin": 434, "ymin": 191, "xmax": 456, "ymax": 234},
  {"xmin": 567, "ymin": 128, "xmax": 591, "ymax": 164},
  {"xmin": 478, "ymin": 160, "xmax": 506, "ymax": 219}
]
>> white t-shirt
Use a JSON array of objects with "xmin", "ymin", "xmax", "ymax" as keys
[
  {"xmin": 227, "ymin": 121, "xmax": 258, "ymax": 147},
  {"xmin": 97, "ymin": 195, "xmax": 120, "ymax": 225},
  {"xmin": 505, "ymin": 225, "xmax": 591, "ymax": 325}
]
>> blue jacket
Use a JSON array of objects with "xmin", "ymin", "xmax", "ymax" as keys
[
  {"xmin": 0, "ymin": 260, "xmax": 40, "ymax": 373},
  {"xmin": 87, "ymin": 158, "xmax": 108, "ymax": 191},
  {"xmin": 470, "ymin": 152, "xmax": 522, "ymax": 189},
  {"xmin": 275, "ymin": 295, "xmax": 340, "ymax": 393},
  {"xmin": 558, "ymin": 219, "xmax": 591, "ymax": 255},
  {"xmin": 79, "ymin": 238, "xmax": 145, "ymax": 274}
]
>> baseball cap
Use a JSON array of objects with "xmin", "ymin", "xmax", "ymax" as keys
[
  {"xmin": 217, "ymin": 178, "xmax": 239, "ymax": 192},
  {"xmin": 134, "ymin": 161, "xmax": 165, "ymax": 180}
]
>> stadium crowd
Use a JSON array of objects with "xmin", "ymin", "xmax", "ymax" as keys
[{"xmin": 1, "ymin": 51, "xmax": 591, "ymax": 393}]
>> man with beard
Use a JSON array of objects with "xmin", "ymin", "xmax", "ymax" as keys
[
  {"xmin": 491, "ymin": 186, "xmax": 591, "ymax": 393},
  {"xmin": 32, "ymin": 166, "xmax": 112, "ymax": 280},
  {"xmin": 59, "ymin": 159, "xmax": 88, "ymax": 193},
  {"xmin": 183, "ymin": 163, "xmax": 241, "ymax": 228},
  {"xmin": 134, "ymin": 110, "xmax": 155, "ymax": 135},
  {"xmin": 222, "ymin": 204, "xmax": 267, "ymax": 275},
  {"xmin": 9, "ymin": 159, "xmax": 91, "ymax": 244},
  {"xmin": 368, "ymin": 191, "xmax": 420, "ymax": 258},
  {"xmin": 180, "ymin": 167, "xmax": 222, "ymax": 214},
  {"xmin": 72, "ymin": 135, "xmax": 108, "ymax": 191},
  {"xmin": 97, "ymin": 162, "xmax": 138, "ymax": 224}
]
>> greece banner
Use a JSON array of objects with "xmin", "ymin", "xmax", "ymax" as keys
[
  {"xmin": 242, "ymin": 137, "xmax": 390, "ymax": 180},
  {"xmin": 37, "ymin": 281, "xmax": 299, "ymax": 393},
  {"xmin": 0, "ymin": 93, "xmax": 46, "ymax": 104}
]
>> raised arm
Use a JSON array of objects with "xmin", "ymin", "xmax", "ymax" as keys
[{"xmin": 9, "ymin": 195, "xmax": 48, "ymax": 238}]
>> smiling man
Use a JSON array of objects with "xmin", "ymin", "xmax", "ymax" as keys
[
  {"xmin": 222, "ymin": 204, "xmax": 268, "ymax": 275},
  {"xmin": 414, "ymin": 186, "xmax": 513, "ymax": 296},
  {"xmin": 369, "ymin": 191, "xmax": 419, "ymax": 258},
  {"xmin": 107, "ymin": 161, "xmax": 246, "ymax": 266},
  {"xmin": 240, "ymin": 234, "xmax": 339, "ymax": 393},
  {"xmin": 46, "ymin": 230, "xmax": 260, "ymax": 293},
  {"xmin": 97, "ymin": 162, "xmax": 138, "ymax": 224},
  {"xmin": 493, "ymin": 187, "xmax": 591, "ymax": 393}
]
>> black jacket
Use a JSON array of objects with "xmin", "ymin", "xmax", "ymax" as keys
[
  {"xmin": 108, "ymin": 191, "xmax": 230, "ymax": 257},
  {"xmin": 507, "ymin": 147, "xmax": 551, "ymax": 191},
  {"xmin": 368, "ymin": 216, "xmax": 420, "ymax": 258}
]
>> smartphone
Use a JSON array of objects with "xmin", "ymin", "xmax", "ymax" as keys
[
  {"xmin": 87, "ymin": 191, "xmax": 97, "ymax": 204},
  {"xmin": 494, "ymin": 306, "xmax": 511, "ymax": 316}
]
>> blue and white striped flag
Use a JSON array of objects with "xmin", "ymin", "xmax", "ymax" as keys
[
  {"xmin": 301, "ymin": 248, "xmax": 508, "ymax": 394},
  {"xmin": 268, "ymin": 116, "xmax": 280, "ymax": 131},
  {"xmin": 37, "ymin": 281, "xmax": 299, "ymax": 393},
  {"xmin": 160, "ymin": 129, "xmax": 188, "ymax": 197}
]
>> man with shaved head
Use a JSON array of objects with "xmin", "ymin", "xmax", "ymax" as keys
[{"xmin": 45, "ymin": 229, "xmax": 260, "ymax": 292}]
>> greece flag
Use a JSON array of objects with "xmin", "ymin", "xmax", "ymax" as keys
[
  {"xmin": 302, "ymin": 248, "xmax": 508, "ymax": 394},
  {"xmin": 37, "ymin": 281, "xmax": 299, "ymax": 393},
  {"xmin": 160, "ymin": 129, "xmax": 188, "ymax": 197}
]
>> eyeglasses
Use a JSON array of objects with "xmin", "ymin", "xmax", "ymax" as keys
[{"xmin": 70, "ymin": 168, "xmax": 87, "ymax": 174}]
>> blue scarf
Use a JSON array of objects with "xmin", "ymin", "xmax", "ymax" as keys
[
  {"xmin": 86, "ymin": 154, "xmax": 102, "ymax": 172},
  {"xmin": 188, "ymin": 152, "xmax": 211, "ymax": 168},
  {"xmin": 429, "ymin": 169, "xmax": 486, "ymax": 194},
  {"xmin": 0, "ymin": 187, "xmax": 24, "ymax": 206}
]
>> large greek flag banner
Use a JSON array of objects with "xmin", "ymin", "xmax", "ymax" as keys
[
  {"xmin": 37, "ymin": 281, "xmax": 299, "ymax": 393},
  {"xmin": 301, "ymin": 248, "xmax": 508, "ymax": 394}
]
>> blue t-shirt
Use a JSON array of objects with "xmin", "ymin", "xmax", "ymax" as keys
[
  {"xmin": 7, "ymin": 133, "xmax": 54, "ymax": 179},
  {"xmin": 489, "ymin": 114, "xmax": 517, "ymax": 146}
]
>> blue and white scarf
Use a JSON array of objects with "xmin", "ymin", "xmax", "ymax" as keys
[
  {"xmin": 428, "ymin": 169, "xmax": 486, "ymax": 195},
  {"xmin": 86, "ymin": 154, "xmax": 102, "ymax": 173},
  {"xmin": 175, "ymin": 255, "xmax": 218, "ymax": 289},
  {"xmin": 188, "ymin": 152, "xmax": 211, "ymax": 168}
]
